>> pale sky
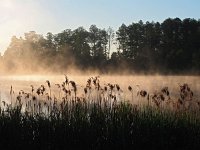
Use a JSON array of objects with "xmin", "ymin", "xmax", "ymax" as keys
[{"xmin": 0, "ymin": 0, "xmax": 199, "ymax": 54}]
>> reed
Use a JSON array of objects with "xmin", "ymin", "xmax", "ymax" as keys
[{"xmin": 0, "ymin": 76, "xmax": 200, "ymax": 149}]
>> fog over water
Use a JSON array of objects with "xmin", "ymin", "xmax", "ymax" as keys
[{"xmin": 0, "ymin": 75, "xmax": 200, "ymax": 105}]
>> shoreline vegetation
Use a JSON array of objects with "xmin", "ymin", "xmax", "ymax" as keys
[
  {"xmin": 0, "ymin": 18, "xmax": 200, "ymax": 74},
  {"xmin": 0, "ymin": 75, "xmax": 200, "ymax": 149}
]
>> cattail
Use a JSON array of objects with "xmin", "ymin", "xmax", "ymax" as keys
[
  {"xmin": 46, "ymin": 80, "xmax": 51, "ymax": 88},
  {"xmin": 19, "ymin": 90, "xmax": 25, "ymax": 95},
  {"xmin": 93, "ymin": 78, "xmax": 97, "ymax": 86},
  {"xmin": 61, "ymin": 82, "xmax": 65, "ymax": 88},
  {"xmin": 113, "ymin": 95, "xmax": 116, "ymax": 101},
  {"xmin": 77, "ymin": 97, "xmax": 81, "ymax": 102},
  {"xmin": 46, "ymin": 80, "xmax": 52, "ymax": 99},
  {"xmin": 47, "ymin": 95, "xmax": 50, "ymax": 101},
  {"xmin": 10, "ymin": 85, "xmax": 13, "ymax": 107},
  {"xmin": 40, "ymin": 85, "xmax": 45, "ymax": 95},
  {"xmin": 87, "ymin": 78, "xmax": 92, "ymax": 88},
  {"xmin": 17, "ymin": 95, "xmax": 22, "ymax": 101},
  {"xmin": 108, "ymin": 84, "xmax": 114, "ymax": 91},
  {"xmin": 32, "ymin": 96, "xmax": 37, "ymax": 101},
  {"xmin": 115, "ymin": 84, "xmax": 120, "ymax": 91},
  {"xmin": 191, "ymin": 91, "xmax": 193, "ymax": 97},
  {"xmin": 161, "ymin": 87, "xmax": 169, "ymax": 96},
  {"xmin": 128, "ymin": 86, "xmax": 132, "ymax": 91},
  {"xmin": 160, "ymin": 94, "xmax": 165, "ymax": 101},
  {"xmin": 147, "ymin": 94, "xmax": 150, "ymax": 101},
  {"xmin": 152, "ymin": 94, "xmax": 157, "ymax": 100},
  {"xmin": 30, "ymin": 85, "xmax": 34, "ymax": 94},
  {"xmin": 69, "ymin": 81, "xmax": 77, "ymax": 92},
  {"xmin": 64, "ymin": 74, "xmax": 69, "ymax": 85},
  {"xmin": 10, "ymin": 86, "xmax": 13, "ymax": 95},
  {"xmin": 84, "ymin": 87, "xmax": 87, "ymax": 94},
  {"xmin": 36, "ymin": 88, "xmax": 41, "ymax": 95},
  {"xmin": 178, "ymin": 98, "xmax": 183, "ymax": 105},
  {"xmin": 62, "ymin": 87, "xmax": 68, "ymax": 94},
  {"xmin": 153, "ymin": 99, "xmax": 160, "ymax": 108},
  {"xmin": 128, "ymin": 86, "xmax": 134, "ymax": 102},
  {"xmin": 25, "ymin": 93, "xmax": 30, "ymax": 99},
  {"xmin": 68, "ymin": 90, "xmax": 71, "ymax": 96},
  {"xmin": 139, "ymin": 90, "xmax": 147, "ymax": 97},
  {"xmin": 96, "ymin": 82, "xmax": 100, "ymax": 90},
  {"xmin": 104, "ymin": 86, "xmax": 107, "ymax": 91},
  {"xmin": 41, "ymin": 85, "xmax": 45, "ymax": 91}
]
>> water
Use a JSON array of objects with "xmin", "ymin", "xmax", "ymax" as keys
[{"xmin": 0, "ymin": 75, "xmax": 200, "ymax": 105}]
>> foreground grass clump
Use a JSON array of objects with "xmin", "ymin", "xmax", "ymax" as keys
[{"xmin": 0, "ymin": 102, "xmax": 200, "ymax": 150}]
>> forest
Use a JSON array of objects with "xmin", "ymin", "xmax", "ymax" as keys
[{"xmin": 0, "ymin": 17, "xmax": 200, "ymax": 74}]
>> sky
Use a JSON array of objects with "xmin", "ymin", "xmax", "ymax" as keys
[{"xmin": 0, "ymin": 0, "xmax": 199, "ymax": 54}]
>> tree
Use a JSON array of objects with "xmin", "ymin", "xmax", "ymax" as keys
[
  {"xmin": 116, "ymin": 23, "xmax": 128, "ymax": 59},
  {"xmin": 2, "ymin": 18, "xmax": 200, "ymax": 74},
  {"xmin": 88, "ymin": 25, "xmax": 108, "ymax": 67},
  {"xmin": 71, "ymin": 27, "xmax": 91, "ymax": 66},
  {"xmin": 107, "ymin": 27, "xmax": 115, "ymax": 59}
]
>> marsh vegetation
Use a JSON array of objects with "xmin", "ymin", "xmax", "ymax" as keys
[{"xmin": 0, "ymin": 75, "xmax": 200, "ymax": 149}]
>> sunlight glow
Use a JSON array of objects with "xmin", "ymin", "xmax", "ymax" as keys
[{"xmin": 1, "ymin": 0, "xmax": 13, "ymax": 9}]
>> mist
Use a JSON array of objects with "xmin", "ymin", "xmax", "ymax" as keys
[{"xmin": 1, "ymin": 18, "xmax": 200, "ymax": 76}]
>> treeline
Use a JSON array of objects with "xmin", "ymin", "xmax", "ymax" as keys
[
  {"xmin": 116, "ymin": 18, "xmax": 200, "ymax": 73},
  {"xmin": 1, "ymin": 18, "xmax": 200, "ymax": 74}
]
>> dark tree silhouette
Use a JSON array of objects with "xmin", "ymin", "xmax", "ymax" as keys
[{"xmin": 1, "ymin": 18, "xmax": 200, "ymax": 74}]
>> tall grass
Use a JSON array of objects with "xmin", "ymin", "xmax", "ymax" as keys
[
  {"xmin": 1, "ymin": 103, "xmax": 200, "ymax": 149},
  {"xmin": 0, "ymin": 76, "xmax": 200, "ymax": 149}
]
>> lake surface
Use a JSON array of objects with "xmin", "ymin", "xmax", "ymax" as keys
[{"xmin": 0, "ymin": 75, "xmax": 200, "ymax": 105}]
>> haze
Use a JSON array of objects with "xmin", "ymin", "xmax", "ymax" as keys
[{"xmin": 0, "ymin": 0, "xmax": 200, "ymax": 54}]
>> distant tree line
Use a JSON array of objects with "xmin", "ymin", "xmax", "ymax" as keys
[{"xmin": 1, "ymin": 18, "xmax": 200, "ymax": 74}]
